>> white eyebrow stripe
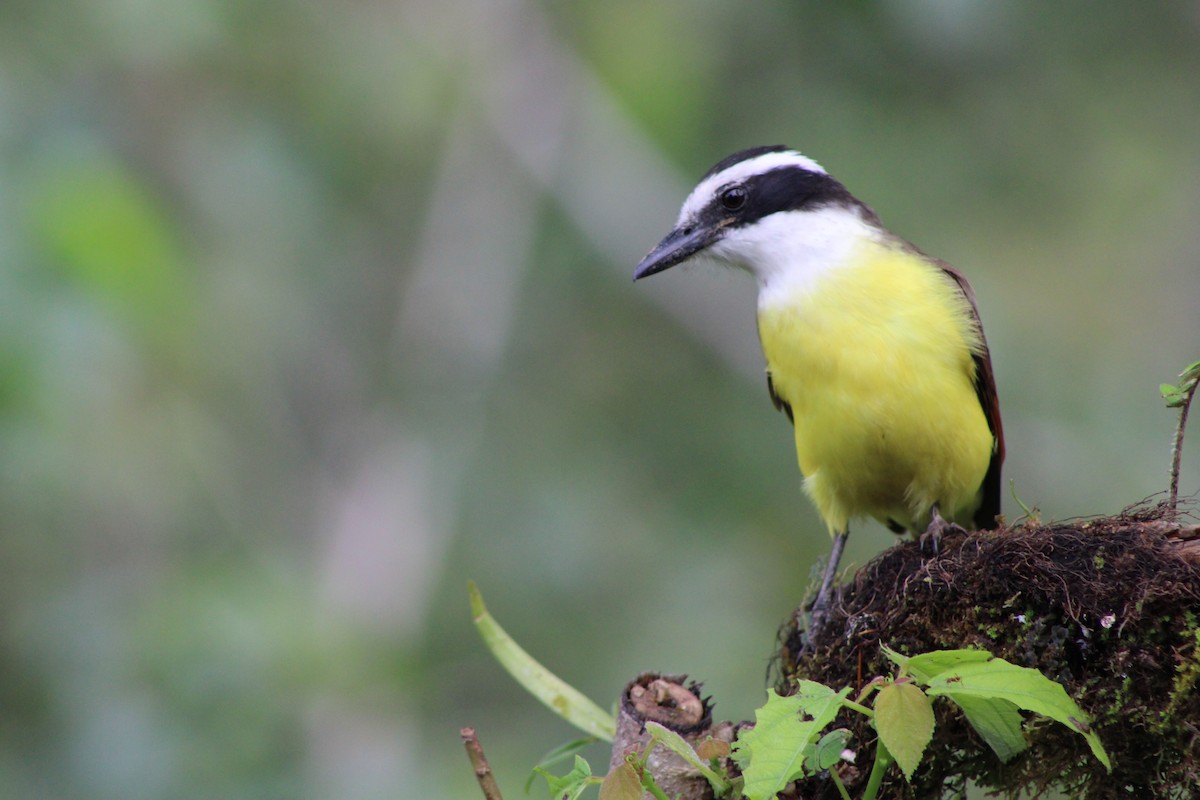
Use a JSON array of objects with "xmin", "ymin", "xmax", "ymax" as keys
[{"xmin": 678, "ymin": 151, "xmax": 827, "ymax": 224}]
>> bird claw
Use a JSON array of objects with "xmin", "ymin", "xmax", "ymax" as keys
[{"xmin": 920, "ymin": 508, "xmax": 966, "ymax": 555}]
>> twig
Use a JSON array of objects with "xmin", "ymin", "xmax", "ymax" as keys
[
  {"xmin": 461, "ymin": 727, "xmax": 505, "ymax": 800},
  {"xmin": 1169, "ymin": 373, "xmax": 1199, "ymax": 517}
]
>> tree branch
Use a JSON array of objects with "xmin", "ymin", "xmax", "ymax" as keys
[{"xmin": 461, "ymin": 727, "xmax": 504, "ymax": 800}]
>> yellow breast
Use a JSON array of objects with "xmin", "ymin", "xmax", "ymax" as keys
[{"xmin": 757, "ymin": 240, "xmax": 993, "ymax": 535}]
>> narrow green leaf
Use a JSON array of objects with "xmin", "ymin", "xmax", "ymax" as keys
[
  {"xmin": 469, "ymin": 581, "xmax": 615, "ymax": 741},
  {"xmin": 926, "ymin": 659, "xmax": 1110, "ymax": 770},
  {"xmin": 874, "ymin": 682, "xmax": 934, "ymax": 781},
  {"xmin": 734, "ymin": 685, "xmax": 850, "ymax": 800},
  {"xmin": 807, "ymin": 728, "xmax": 851, "ymax": 771},
  {"xmin": 599, "ymin": 762, "xmax": 642, "ymax": 800},
  {"xmin": 952, "ymin": 695, "xmax": 1027, "ymax": 763},
  {"xmin": 645, "ymin": 722, "xmax": 730, "ymax": 794}
]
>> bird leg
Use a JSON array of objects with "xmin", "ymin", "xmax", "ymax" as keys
[
  {"xmin": 919, "ymin": 504, "xmax": 966, "ymax": 555},
  {"xmin": 807, "ymin": 530, "xmax": 848, "ymax": 637}
]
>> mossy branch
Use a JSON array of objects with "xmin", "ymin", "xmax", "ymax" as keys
[{"xmin": 781, "ymin": 517, "xmax": 1200, "ymax": 798}]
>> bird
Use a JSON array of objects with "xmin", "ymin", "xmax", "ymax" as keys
[{"xmin": 633, "ymin": 145, "xmax": 1004, "ymax": 628}]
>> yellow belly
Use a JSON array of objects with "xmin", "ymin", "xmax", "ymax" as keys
[{"xmin": 758, "ymin": 242, "xmax": 993, "ymax": 535}]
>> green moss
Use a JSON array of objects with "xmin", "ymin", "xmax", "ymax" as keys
[
  {"xmin": 1160, "ymin": 626, "xmax": 1200, "ymax": 730},
  {"xmin": 777, "ymin": 518, "xmax": 1200, "ymax": 798}
]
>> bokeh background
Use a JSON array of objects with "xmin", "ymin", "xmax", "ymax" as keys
[{"xmin": 2, "ymin": 2, "xmax": 1198, "ymax": 798}]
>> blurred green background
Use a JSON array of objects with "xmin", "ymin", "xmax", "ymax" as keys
[{"xmin": 2, "ymin": 2, "xmax": 1198, "ymax": 798}]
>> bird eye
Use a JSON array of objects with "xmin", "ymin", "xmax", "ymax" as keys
[{"xmin": 720, "ymin": 186, "xmax": 747, "ymax": 211}]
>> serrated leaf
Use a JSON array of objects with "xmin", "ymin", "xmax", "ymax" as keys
[
  {"xmin": 645, "ymin": 721, "xmax": 730, "ymax": 794},
  {"xmin": 469, "ymin": 581, "xmax": 615, "ymax": 741},
  {"xmin": 953, "ymin": 695, "xmax": 1027, "ymax": 763},
  {"xmin": 599, "ymin": 761, "xmax": 642, "ymax": 800},
  {"xmin": 789, "ymin": 680, "xmax": 852, "ymax": 718},
  {"xmin": 886, "ymin": 646, "xmax": 993, "ymax": 684},
  {"xmin": 534, "ymin": 755, "xmax": 594, "ymax": 800},
  {"xmin": 880, "ymin": 644, "xmax": 910, "ymax": 670},
  {"xmin": 806, "ymin": 728, "xmax": 851, "ymax": 771},
  {"xmin": 875, "ymin": 682, "xmax": 934, "ymax": 781},
  {"xmin": 926, "ymin": 659, "xmax": 1110, "ymax": 770},
  {"xmin": 733, "ymin": 685, "xmax": 850, "ymax": 800}
]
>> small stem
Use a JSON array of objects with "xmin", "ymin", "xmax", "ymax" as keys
[
  {"xmin": 841, "ymin": 699, "xmax": 875, "ymax": 718},
  {"xmin": 862, "ymin": 741, "xmax": 893, "ymax": 800},
  {"xmin": 461, "ymin": 727, "xmax": 505, "ymax": 800},
  {"xmin": 1169, "ymin": 377, "xmax": 1198, "ymax": 517},
  {"xmin": 829, "ymin": 766, "xmax": 853, "ymax": 800},
  {"xmin": 640, "ymin": 770, "xmax": 673, "ymax": 800}
]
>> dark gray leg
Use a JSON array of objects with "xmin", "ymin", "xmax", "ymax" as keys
[{"xmin": 809, "ymin": 530, "xmax": 848, "ymax": 635}]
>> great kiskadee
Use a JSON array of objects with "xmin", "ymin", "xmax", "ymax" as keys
[{"xmin": 634, "ymin": 146, "xmax": 1004, "ymax": 622}]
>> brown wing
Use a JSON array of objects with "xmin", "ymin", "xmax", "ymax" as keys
[
  {"xmin": 937, "ymin": 259, "xmax": 1005, "ymax": 530},
  {"xmin": 766, "ymin": 370, "xmax": 794, "ymax": 423}
]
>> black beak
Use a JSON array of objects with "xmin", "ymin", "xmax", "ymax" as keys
[{"xmin": 633, "ymin": 223, "xmax": 720, "ymax": 281}]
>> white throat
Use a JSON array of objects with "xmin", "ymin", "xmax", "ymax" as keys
[{"xmin": 705, "ymin": 206, "xmax": 883, "ymax": 309}]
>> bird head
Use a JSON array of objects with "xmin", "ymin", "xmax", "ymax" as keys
[{"xmin": 634, "ymin": 146, "xmax": 880, "ymax": 289}]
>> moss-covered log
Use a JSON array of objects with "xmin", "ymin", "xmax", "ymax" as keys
[{"xmin": 775, "ymin": 507, "xmax": 1200, "ymax": 799}]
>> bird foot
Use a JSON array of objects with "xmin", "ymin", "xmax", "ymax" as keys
[
  {"xmin": 919, "ymin": 507, "xmax": 966, "ymax": 555},
  {"xmin": 797, "ymin": 594, "xmax": 835, "ymax": 654}
]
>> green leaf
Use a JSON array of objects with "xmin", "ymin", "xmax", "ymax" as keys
[
  {"xmin": 880, "ymin": 644, "xmax": 910, "ymax": 672},
  {"xmin": 734, "ymin": 685, "xmax": 850, "ymax": 800},
  {"xmin": 30, "ymin": 150, "xmax": 193, "ymax": 337},
  {"xmin": 806, "ymin": 728, "xmax": 851, "ymax": 771},
  {"xmin": 534, "ymin": 755, "xmax": 595, "ymax": 800},
  {"xmin": 952, "ymin": 695, "xmax": 1027, "ymax": 763},
  {"xmin": 599, "ymin": 762, "xmax": 642, "ymax": 800},
  {"xmin": 469, "ymin": 581, "xmax": 615, "ymax": 741},
  {"xmin": 644, "ymin": 722, "xmax": 730, "ymax": 794},
  {"xmin": 1163, "ymin": 384, "xmax": 1186, "ymax": 407},
  {"xmin": 874, "ymin": 682, "xmax": 934, "ymax": 781},
  {"xmin": 1180, "ymin": 360, "xmax": 1200, "ymax": 385},
  {"xmin": 1163, "ymin": 361, "xmax": 1200, "ymax": 407},
  {"xmin": 883, "ymin": 645, "xmax": 993, "ymax": 683},
  {"xmin": 789, "ymin": 680, "xmax": 853, "ymax": 719},
  {"xmin": 527, "ymin": 738, "xmax": 602, "ymax": 793},
  {"xmin": 926, "ymin": 659, "xmax": 1110, "ymax": 771}
]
